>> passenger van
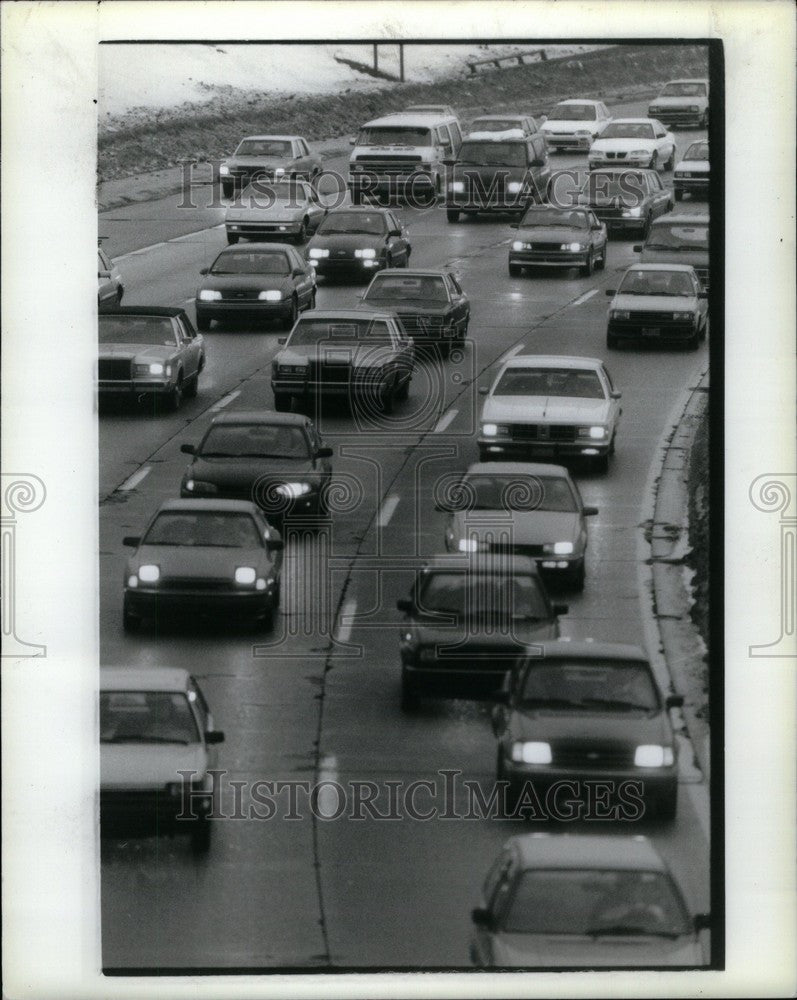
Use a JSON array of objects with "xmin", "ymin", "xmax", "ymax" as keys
[{"xmin": 348, "ymin": 111, "xmax": 463, "ymax": 203}]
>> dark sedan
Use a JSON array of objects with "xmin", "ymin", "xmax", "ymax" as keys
[
  {"xmin": 396, "ymin": 554, "xmax": 567, "ymax": 708},
  {"xmin": 508, "ymin": 206, "xmax": 607, "ymax": 276},
  {"xmin": 493, "ymin": 641, "xmax": 683, "ymax": 819},
  {"xmin": 195, "ymin": 244, "xmax": 316, "ymax": 331},
  {"xmin": 576, "ymin": 167, "xmax": 674, "ymax": 237},
  {"xmin": 122, "ymin": 499, "xmax": 284, "ymax": 632},
  {"xmin": 306, "ymin": 208, "xmax": 411, "ymax": 280},
  {"xmin": 180, "ymin": 411, "xmax": 333, "ymax": 522},
  {"xmin": 358, "ymin": 269, "xmax": 470, "ymax": 356}
]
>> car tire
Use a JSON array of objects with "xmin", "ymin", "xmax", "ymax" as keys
[
  {"xmin": 642, "ymin": 214, "xmax": 652, "ymax": 240},
  {"xmin": 295, "ymin": 219, "xmax": 309, "ymax": 244},
  {"xmin": 273, "ymin": 393, "xmax": 292, "ymax": 412},
  {"xmin": 122, "ymin": 600, "xmax": 141, "ymax": 633},
  {"xmin": 283, "ymin": 296, "xmax": 299, "ymax": 330},
  {"xmin": 497, "ymin": 754, "xmax": 521, "ymax": 815},
  {"xmin": 166, "ymin": 375, "xmax": 183, "ymax": 412},
  {"xmin": 385, "ymin": 252, "xmax": 393, "ymax": 269},
  {"xmin": 459, "ymin": 317, "xmax": 469, "ymax": 341},
  {"xmin": 579, "ymin": 251, "xmax": 595, "ymax": 278},
  {"xmin": 606, "ymin": 332, "xmax": 619, "ymax": 350},
  {"xmin": 183, "ymin": 372, "xmax": 199, "ymax": 398},
  {"xmin": 651, "ymin": 786, "xmax": 678, "ymax": 823},
  {"xmin": 227, "ymin": 234, "xmax": 239, "ymax": 245},
  {"xmin": 596, "ymin": 247, "xmax": 607, "ymax": 270},
  {"xmin": 664, "ymin": 148, "xmax": 675, "ymax": 171},
  {"xmin": 221, "ymin": 182, "xmax": 234, "ymax": 200},
  {"xmin": 190, "ymin": 816, "xmax": 212, "ymax": 854},
  {"xmin": 400, "ymin": 674, "xmax": 420, "ymax": 712},
  {"xmin": 446, "ymin": 208, "xmax": 461, "ymax": 223},
  {"xmin": 687, "ymin": 327, "xmax": 700, "ymax": 351},
  {"xmin": 569, "ymin": 560, "xmax": 586, "ymax": 591},
  {"xmin": 674, "ymin": 188, "xmax": 684, "ymax": 201},
  {"xmin": 379, "ymin": 380, "xmax": 395, "ymax": 415},
  {"xmin": 508, "ymin": 262, "xmax": 522, "ymax": 277},
  {"xmin": 307, "ymin": 287, "xmax": 317, "ymax": 311},
  {"xmin": 593, "ymin": 449, "xmax": 610, "ymax": 473},
  {"xmin": 195, "ymin": 313, "xmax": 211, "ymax": 332}
]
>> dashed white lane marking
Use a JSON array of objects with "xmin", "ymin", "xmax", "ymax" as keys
[
  {"xmin": 118, "ymin": 466, "xmax": 151, "ymax": 492},
  {"xmin": 211, "ymin": 390, "xmax": 241, "ymax": 411},
  {"xmin": 498, "ymin": 343, "xmax": 526, "ymax": 365},
  {"xmin": 377, "ymin": 494, "xmax": 400, "ymax": 527},
  {"xmin": 572, "ymin": 288, "xmax": 599, "ymax": 306},
  {"xmin": 335, "ymin": 599, "xmax": 357, "ymax": 643},
  {"xmin": 433, "ymin": 409, "xmax": 459, "ymax": 434},
  {"xmin": 112, "ymin": 224, "xmax": 225, "ymax": 263},
  {"xmin": 317, "ymin": 754, "xmax": 341, "ymax": 818}
]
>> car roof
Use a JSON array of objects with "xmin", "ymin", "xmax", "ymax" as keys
[
  {"xmin": 238, "ymin": 135, "xmax": 302, "ymax": 142},
  {"xmin": 652, "ymin": 213, "xmax": 709, "ymax": 224},
  {"xmin": 520, "ymin": 639, "xmax": 649, "ymax": 663},
  {"xmin": 471, "ymin": 113, "xmax": 531, "ymax": 121},
  {"xmin": 622, "ymin": 262, "xmax": 698, "ymax": 273},
  {"xmin": 210, "ymin": 409, "xmax": 311, "ymax": 428},
  {"xmin": 500, "ymin": 355, "xmax": 605, "ymax": 371},
  {"xmin": 324, "ymin": 206, "xmax": 393, "ymax": 215},
  {"xmin": 100, "ymin": 666, "xmax": 191, "ymax": 692},
  {"xmin": 422, "ymin": 554, "xmax": 541, "ymax": 575},
  {"xmin": 372, "ymin": 268, "xmax": 450, "ymax": 278},
  {"xmin": 609, "ymin": 117, "xmax": 659, "ymax": 125},
  {"xmin": 363, "ymin": 113, "xmax": 456, "ymax": 128},
  {"xmin": 553, "ymin": 98, "xmax": 604, "ymax": 106},
  {"xmin": 462, "ymin": 134, "xmax": 528, "ymax": 144},
  {"xmin": 216, "ymin": 243, "xmax": 296, "ymax": 254},
  {"xmin": 99, "ymin": 306, "xmax": 186, "ymax": 319},
  {"xmin": 294, "ymin": 309, "xmax": 397, "ymax": 321},
  {"xmin": 156, "ymin": 498, "xmax": 261, "ymax": 514},
  {"xmin": 464, "ymin": 461, "xmax": 570, "ymax": 478},
  {"xmin": 586, "ymin": 166, "xmax": 656, "ymax": 175},
  {"xmin": 508, "ymin": 833, "xmax": 667, "ymax": 872}
]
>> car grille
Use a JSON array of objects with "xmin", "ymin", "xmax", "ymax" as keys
[
  {"xmin": 98, "ymin": 358, "xmax": 133, "ymax": 380},
  {"xmin": 552, "ymin": 741, "xmax": 636, "ymax": 769},
  {"xmin": 220, "ymin": 289, "xmax": 264, "ymax": 301},
  {"xmin": 311, "ymin": 360, "xmax": 351, "ymax": 384},
  {"xmin": 489, "ymin": 542, "xmax": 546, "ymax": 558},
  {"xmin": 398, "ymin": 314, "xmax": 446, "ymax": 333},
  {"xmin": 654, "ymin": 109, "xmax": 700, "ymax": 124},
  {"xmin": 510, "ymin": 424, "xmax": 577, "ymax": 442},
  {"xmin": 591, "ymin": 206, "xmax": 633, "ymax": 221},
  {"xmin": 628, "ymin": 311, "xmax": 682, "ymax": 323},
  {"xmin": 602, "ymin": 151, "xmax": 629, "ymax": 160},
  {"xmin": 158, "ymin": 576, "xmax": 237, "ymax": 592},
  {"xmin": 353, "ymin": 155, "xmax": 422, "ymax": 177}
]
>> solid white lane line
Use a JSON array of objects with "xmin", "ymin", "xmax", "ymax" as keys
[
  {"xmin": 335, "ymin": 599, "xmax": 357, "ymax": 642},
  {"xmin": 316, "ymin": 754, "xmax": 340, "ymax": 818},
  {"xmin": 112, "ymin": 224, "xmax": 225, "ymax": 262},
  {"xmin": 118, "ymin": 466, "xmax": 151, "ymax": 492},
  {"xmin": 686, "ymin": 782, "xmax": 711, "ymax": 841},
  {"xmin": 377, "ymin": 495, "xmax": 400, "ymax": 527},
  {"xmin": 211, "ymin": 390, "xmax": 241, "ymax": 411},
  {"xmin": 498, "ymin": 343, "xmax": 526, "ymax": 365},
  {"xmin": 434, "ymin": 409, "xmax": 459, "ymax": 434},
  {"xmin": 572, "ymin": 288, "xmax": 599, "ymax": 306}
]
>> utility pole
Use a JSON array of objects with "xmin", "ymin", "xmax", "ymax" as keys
[
  {"xmin": 373, "ymin": 43, "xmax": 378, "ymax": 73},
  {"xmin": 399, "ymin": 43, "xmax": 404, "ymax": 82}
]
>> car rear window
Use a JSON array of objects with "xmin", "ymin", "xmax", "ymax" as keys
[
  {"xmin": 100, "ymin": 691, "xmax": 201, "ymax": 744},
  {"xmin": 357, "ymin": 126, "xmax": 431, "ymax": 146},
  {"xmin": 417, "ymin": 572, "xmax": 549, "ymax": 621},
  {"xmin": 200, "ymin": 424, "xmax": 309, "ymax": 459},
  {"xmin": 99, "ymin": 316, "xmax": 176, "ymax": 346},
  {"xmin": 646, "ymin": 224, "xmax": 708, "ymax": 250},
  {"xmin": 618, "ymin": 269, "xmax": 695, "ymax": 296},
  {"xmin": 551, "ymin": 103, "xmax": 597, "ymax": 121},
  {"xmin": 364, "ymin": 275, "xmax": 447, "ymax": 302},
  {"xmin": 235, "ymin": 139, "xmax": 292, "ymax": 157},
  {"xmin": 211, "ymin": 252, "xmax": 291, "ymax": 275}
]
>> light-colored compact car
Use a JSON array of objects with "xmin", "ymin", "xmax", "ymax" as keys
[
  {"xmin": 605, "ymin": 263, "xmax": 708, "ymax": 350},
  {"xmin": 648, "ymin": 79, "xmax": 709, "ymax": 129},
  {"xmin": 470, "ymin": 833, "xmax": 710, "ymax": 967},
  {"xmin": 98, "ymin": 246, "xmax": 124, "ymax": 310},
  {"xmin": 508, "ymin": 205, "xmax": 607, "ymax": 276},
  {"xmin": 219, "ymin": 135, "xmax": 322, "ymax": 197},
  {"xmin": 634, "ymin": 213, "xmax": 709, "ymax": 291},
  {"xmin": 100, "ymin": 666, "xmax": 225, "ymax": 853},
  {"xmin": 438, "ymin": 461, "xmax": 598, "ymax": 590},
  {"xmin": 467, "ymin": 114, "xmax": 541, "ymax": 139},
  {"xmin": 674, "ymin": 140, "xmax": 709, "ymax": 200},
  {"xmin": 478, "ymin": 355, "xmax": 622, "ymax": 472},
  {"xmin": 540, "ymin": 98, "xmax": 612, "ymax": 151},
  {"xmin": 225, "ymin": 178, "xmax": 327, "ymax": 245},
  {"xmin": 588, "ymin": 118, "xmax": 676, "ymax": 172}
]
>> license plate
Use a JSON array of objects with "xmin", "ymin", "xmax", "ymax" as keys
[
  {"xmin": 533, "ymin": 444, "xmax": 554, "ymax": 455},
  {"xmin": 642, "ymin": 327, "xmax": 660, "ymax": 337}
]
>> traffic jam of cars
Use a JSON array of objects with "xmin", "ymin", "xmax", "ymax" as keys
[{"xmin": 98, "ymin": 76, "xmax": 712, "ymax": 969}]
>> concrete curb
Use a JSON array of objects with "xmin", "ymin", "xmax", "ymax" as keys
[{"xmin": 637, "ymin": 367, "xmax": 710, "ymax": 782}]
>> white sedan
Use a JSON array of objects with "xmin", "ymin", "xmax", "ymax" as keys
[{"xmin": 588, "ymin": 118, "xmax": 676, "ymax": 172}]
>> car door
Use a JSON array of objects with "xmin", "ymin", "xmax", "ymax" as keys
[
  {"xmin": 653, "ymin": 120, "xmax": 674, "ymax": 161},
  {"xmin": 306, "ymin": 422, "xmax": 332, "ymax": 482},
  {"xmin": 288, "ymin": 248, "xmax": 315, "ymax": 306},
  {"xmin": 390, "ymin": 318, "xmax": 415, "ymax": 373},
  {"xmin": 528, "ymin": 136, "xmax": 551, "ymax": 197},
  {"xmin": 302, "ymin": 183, "xmax": 326, "ymax": 230},
  {"xmin": 174, "ymin": 315, "xmax": 202, "ymax": 377},
  {"xmin": 446, "ymin": 272, "xmax": 469, "ymax": 327},
  {"xmin": 588, "ymin": 210, "xmax": 607, "ymax": 255},
  {"xmin": 384, "ymin": 211, "xmax": 409, "ymax": 263},
  {"xmin": 599, "ymin": 362, "xmax": 622, "ymax": 433},
  {"xmin": 472, "ymin": 851, "xmax": 514, "ymax": 966},
  {"xmin": 647, "ymin": 172, "xmax": 672, "ymax": 219}
]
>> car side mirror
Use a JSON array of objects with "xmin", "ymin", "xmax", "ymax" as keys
[
  {"xmin": 694, "ymin": 912, "xmax": 711, "ymax": 931},
  {"xmin": 205, "ymin": 730, "xmax": 225, "ymax": 744},
  {"xmin": 396, "ymin": 597, "xmax": 413, "ymax": 614},
  {"xmin": 267, "ymin": 539, "xmax": 284, "ymax": 553},
  {"xmin": 610, "ymin": 391, "xmax": 622, "ymax": 400},
  {"xmin": 122, "ymin": 536, "xmax": 140, "ymax": 547},
  {"xmin": 509, "ymin": 222, "xmax": 518, "ymax": 229},
  {"xmin": 442, "ymin": 158, "xmax": 456, "ymax": 167},
  {"xmin": 471, "ymin": 907, "xmax": 494, "ymax": 929},
  {"xmin": 666, "ymin": 693, "xmax": 685, "ymax": 709},
  {"xmin": 277, "ymin": 337, "xmax": 287, "ymax": 345},
  {"xmin": 552, "ymin": 602, "xmax": 569, "ymax": 616},
  {"xmin": 315, "ymin": 446, "xmax": 333, "ymax": 458},
  {"xmin": 388, "ymin": 229, "xmax": 401, "ymax": 237},
  {"xmin": 293, "ymin": 267, "xmax": 305, "ymax": 277},
  {"xmin": 698, "ymin": 290, "xmax": 708, "ymax": 299},
  {"xmin": 632, "ymin": 245, "xmax": 642, "ymax": 253},
  {"xmin": 98, "ymin": 270, "xmax": 111, "ymax": 279},
  {"xmin": 200, "ymin": 267, "xmax": 209, "ymax": 275},
  {"xmin": 478, "ymin": 386, "xmax": 489, "ymax": 395},
  {"xmin": 605, "ymin": 289, "xmax": 616, "ymax": 296},
  {"xmin": 180, "ymin": 443, "xmax": 196, "ymax": 454},
  {"xmin": 583, "ymin": 506, "xmax": 599, "ymax": 516}
]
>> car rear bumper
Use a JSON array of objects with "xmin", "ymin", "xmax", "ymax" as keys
[
  {"xmin": 674, "ymin": 176, "xmax": 710, "ymax": 193},
  {"xmin": 478, "ymin": 439, "xmax": 611, "ymax": 460},
  {"xmin": 125, "ymin": 588, "xmax": 275, "ymax": 619},
  {"xmin": 402, "ymin": 660, "xmax": 518, "ymax": 698},
  {"xmin": 608, "ymin": 319, "xmax": 698, "ymax": 343},
  {"xmin": 101, "ymin": 790, "xmax": 213, "ymax": 832}
]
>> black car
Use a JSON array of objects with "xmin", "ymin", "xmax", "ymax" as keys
[
  {"xmin": 576, "ymin": 168, "xmax": 674, "ymax": 237},
  {"xmin": 219, "ymin": 134, "xmax": 322, "ymax": 198},
  {"xmin": 357, "ymin": 269, "xmax": 470, "ymax": 356},
  {"xmin": 306, "ymin": 208, "xmax": 411, "ymax": 280},
  {"xmin": 195, "ymin": 244, "xmax": 316, "ymax": 331},
  {"xmin": 508, "ymin": 205, "xmax": 607, "ymax": 277},
  {"xmin": 492, "ymin": 641, "xmax": 683, "ymax": 819},
  {"xmin": 180, "ymin": 410, "xmax": 333, "ymax": 522},
  {"xmin": 446, "ymin": 135, "xmax": 551, "ymax": 221},
  {"xmin": 397, "ymin": 554, "xmax": 567, "ymax": 709}
]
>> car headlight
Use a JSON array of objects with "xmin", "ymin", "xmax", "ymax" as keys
[
  {"xmin": 449, "ymin": 180, "xmax": 465, "ymax": 193},
  {"xmin": 276, "ymin": 482, "xmax": 311, "ymax": 498},
  {"xmin": 481, "ymin": 423, "xmax": 507, "ymax": 437},
  {"xmin": 673, "ymin": 311, "xmax": 694, "ymax": 321},
  {"xmin": 259, "ymin": 290, "xmax": 283, "ymax": 301},
  {"xmin": 552, "ymin": 541, "xmax": 574, "ymax": 555},
  {"xmin": 274, "ymin": 167, "xmax": 285, "ymax": 175},
  {"xmin": 648, "ymin": 106, "xmax": 660, "ymax": 114},
  {"xmin": 219, "ymin": 165, "xmax": 230, "ymax": 176},
  {"xmin": 574, "ymin": 129, "xmax": 591, "ymax": 136},
  {"xmin": 138, "ymin": 564, "xmax": 160, "ymax": 583},
  {"xmin": 588, "ymin": 426, "xmax": 607, "ymax": 440},
  {"xmin": 234, "ymin": 566, "xmax": 257, "ymax": 585},
  {"xmin": 561, "ymin": 242, "xmax": 585, "ymax": 252},
  {"xmin": 621, "ymin": 207, "xmax": 642, "ymax": 218},
  {"xmin": 611, "ymin": 309, "xmax": 630, "ymax": 320},
  {"xmin": 198, "ymin": 289, "xmax": 222, "ymax": 301},
  {"xmin": 511, "ymin": 240, "xmax": 526, "ymax": 251},
  {"xmin": 127, "ymin": 575, "xmax": 138, "ymax": 588},
  {"xmin": 183, "ymin": 479, "xmax": 218, "ymax": 495},
  {"xmin": 507, "ymin": 181, "xmax": 523, "ymax": 194},
  {"xmin": 634, "ymin": 745, "xmax": 675, "ymax": 768},
  {"xmin": 308, "ymin": 248, "xmax": 330, "ymax": 258},
  {"xmin": 457, "ymin": 538, "xmax": 482, "ymax": 553},
  {"xmin": 354, "ymin": 248, "xmax": 376, "ymax": 259},
  {"xmin": 627, "ymin": 150, "xmax": 649, "ymax": 158},
  {"xmin": 511, "ymin": 741, "xmax": 552, "ymax": 765}
]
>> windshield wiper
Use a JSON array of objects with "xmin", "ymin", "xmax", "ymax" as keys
[
  {"xmin": 521, "ymin": 696, "xmax": 590, "ymax": 708},
  {"xmin": 239, "ymin": 452, "xmax": 303, "ymax": 459},
  {"xmin": 579, "ymin": 697, "xmax": 654, "ymax": 712},
  {"xmin": 198, "ymin": 451, "xmax": 238, "ymax": 458},
  {"xmin": 585, "ymin": 925, "xmax": 681, "ymax": 939},
  {"xmin": 101, "ymin": 735, "xmax": 190, "ymax": 745}
]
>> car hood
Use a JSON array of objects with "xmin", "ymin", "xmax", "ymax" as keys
[
  {"xmin": 101, "ymin": 742, "xmax": 207, "ymax": 789},
  {"xmin": 356, "ymin": 297, "xmax": 450, "ymax": 317},
  {"xmin": 198, "ymin": 274, "xmax": 293, "ymax": 294},
  {"xmin": 652, "ymin": 95, "xmax": 706, "ymax": 108},
  {"xmin": 675, "ymin": 159, "xmax": 709, "ymax": 173},
  {"xmin": 482, "ymin": 395, "xmax": 609, "ymax": 423},
  {"xmin": 309, "ymin": 232, "xmax": 384, "ymax": 252},
  {"xmin": 276, "ymin": 344, "xmax": 396, "ymax": 368},
  {"xmin": 516, "ymin": 225, "xmax": 590, "ymax": 243},
  {"xmin": 638, "ymin": 248, "xmax": 708, "ymax": 268},
  {"xmin": 542, "ymin": 119, "xmax": 598, "ymax": 134},
  {"xmin": 611, "ymin": 293, "xmax": 698, "ymax": 311},
  {"xmin": 452, "ymin": 163, "xmax": 528, "ymax": 183},
  {"xmin": 129, "ymin": 545, "xmax": 273, "ymax": 578},
  {"xmin": 591, "ymin": 137, "xmax": 657, "ymax": 153},
  {"xmin": 226, "ymin": 200, "xmax": 307, "ymax": 222},
  {"xmin": 187, "ymin": 456, "xmax": 316, "ymax": 489},
  {"xmin": 409, "ymin": 618, "xmax": 559, "ymax": 649},
  {"xmin": 509, "ymin": 705, "xmax": 669, "ymax": 743},
  {"xmin": 451, "ymin": 510, "xmax": 581, "ymax": 547},
  {"xmin": 99, "ymin": 344, "xmax": 174, "ymax": 362},
  {"xmin": 488, "ymin": 931, "xmax": 701, "ymax": 967}
]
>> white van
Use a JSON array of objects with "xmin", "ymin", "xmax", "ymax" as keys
[{"xmin": 348, "ymin": 111, "xmax": 463, "ymax": 203}]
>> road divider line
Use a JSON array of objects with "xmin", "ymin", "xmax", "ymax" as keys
[
  {"xmin": 433, "ymin": 409, "xmax": 459, "ymax": 434},
  {"xmin": 377, "ymin": 495, "xmax": 400, "ymax": 527},
  {"xmin": 335, "ymin": 599, "xmax": 357, "ymax": 643},
  {"xmin": 572, "ymin": 288, "xmax": 599, "ymax": 306},
  {"xmin": 211, "ymin": 390, "xmax": 241, "ymax": 411},
  {"xmin": 118, "ymin": 466, "xmax": 151, "ymax": 492},
  {"xmin": 317, "ymin": 755, "xmax": 340, "ymax": 817}
]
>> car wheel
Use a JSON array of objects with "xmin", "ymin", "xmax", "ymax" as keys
[
  {"xmin": 400, "ymin": 673, "xmax": 420, "ymax": 712},
  {"xmin": 497, "ymin": 753, "xmax": 520, "ymax": 815},
  {"xmin": 283, "ymin": 296, "xmax": 299, "ymax": 330},
  {"xmin": 642, "ymin": 214, "xmax": 652, "ymax": 240},
  {"xmin": 166, "ymin": 375, "xmax": 183, "ymax": 412},
  {"xmin": 221, "ymin": 182, "xmax": 234, "ymax": 200},
  {"xmin": 294, "ymin": 219, "xmax": 308, "ymax": 244},
  {"xmin": 385, "ymin": 252, "xmax": 393, "ymax": 269},
  {"xmin": 674, "ymin": 188, "xmax": 684, "ymax": 201},
  {"xmin": 446, "ymin": 208, "xmax": 460, "ymax": 223},
  {"xmin": 122, "ymin": 599, "xmax": 141, "ymax": 633},
  {"xmin": 570, "ymin": 560, "xmax": 586, "ymax": 591},
  {"xmin": 651, "ymin": 786, "xmax": 678, "ymax": 823},
  {"xmin": 190, "ymin": 816, "xmax": 212, "ymax": 854},
  {"xmin": 227, "ymin": 234, "xmax": 239, "ymax": 245},
  {"xmin": 606, "ymin": 332, "xmax": 619, "ymax": 349},
  {"xmin": 273, "ymin": 393, "xmax": 292, "ymax": 412},
  {"xmin": 597, "ymin": 246, "xmax": 607, "ymax": 270},
  {"xmin": 686, "ymin": 327, "xmax": 700, "ymax": 351},
  {"xmin": 255, "ymin": 603, "xmax": 275, "ymax": 632},
  {"xmin": 459, "ymin": 317, "xmax": 469, "ymax": 340},
  {"xmin": 195, "ymin": 313, "xmax": 211, "ymax": 332},
  {"xmin": 183, "ymin": 372, "xmax": 199, "ymax": 398},
  {"xmin": 308, "ymin": 287, "xmax": 317, "ymax": 310},
  {"xmin": 508, "ymin": 262, "xmax": 522, "ymax": 277},
  {"xmin": 579, "ymin": 251, "xmax": 594, "ymax": 278},
  {"xmin": 379, "ymin": 379, "xmax": 395, "ymax": 415},
  {"xmin": 664, "ymin": 148, "xmax": 675, "ymax": 171}
]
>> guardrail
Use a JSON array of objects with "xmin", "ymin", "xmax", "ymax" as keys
[{"xmin": 467, "ymin": 49, "xmax": 547, "ymax": 74}]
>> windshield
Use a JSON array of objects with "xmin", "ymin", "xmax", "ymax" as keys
[
  {"xmin": 364, "ymin": 274, "xmax": 448, "ymax": 303},
  {"xmin": 519, "ymin": 659, "xmax": 659, "ymax": 711},
  {"xmin": 317, "ymin": 211, "xmax": 387, "ymax": 236},
  {"xmin": 550, "ymin": 103, "xmax": 597, "ymax": 121},
  {"xmin": 618, "ymin": 269, "xmax": 695, "ymax": 296},
  {"xmin": 358, "ymin": 126, "xmax": 431, "ymax": 146},
  {"xmin": 458, "ymin": 141, "xmax": 527, "ymax": 166},
  {"xmin": 520, "ymin": 207, "xmax": 590, "ymax": 229},
  {"xmin": 646, "ymin": 224, "xmax": 708, "ymax": 251},
  {"xmin": 471, "ymin": 118, "xmax": 529, "ymax": 132},
  {"xmin": 99, "ymin": 316, "xmax": 176, "ymax": 346},
  {"xmin": 100, "ymin": 691, "xmax": 200, "ymax": 744},
  {"xmin": 502, "ymin": 870, "xmax": 692, "ymax": 936},
  {"xmin": 455, "ymin": 473, "xmax": 577, "ymax": 512},
  {"xmin": 287, "ymin": 318, "xmax": 393, "ymax": 347},
  {"xmin": 210, "ymin": 251, "xmax": 290, "ymax": 275},
  {"xmin": 599, "ymin": 123, "xmax": 654, "ymax": 140},
  {"xmin": 199, "ymin": 424, "xmax": 309, "ymax": 459},
  {"xmin": 143, "ymin": 511, "xmax": 262, "ymax": 548},
  {"xmin": 494, "ymin": 367, "xmax": 604, "ymax": 401},
  {"xmin": 417, "ymin": 572, "xmax": 549, "ymax": 621},
  {"xmin": 683, "ymin": 142, "xmax": 709, "ymax": 161},
  {"xmin": 660, "ymin": 82, "xmax": 706, "ymax": 97},
  {"xmin": 235, "ymin": 139, "xmax": 292, "ymax": 157}
]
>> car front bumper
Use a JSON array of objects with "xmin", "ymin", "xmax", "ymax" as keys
[
  {"xmin": 509, "ymin": 250, "xmax": 591, "ymax": 268},
  {"xmin": 100, "ymin": 788, "xmax": 213, "ymax": 831},
  {"xmin": 309, "ymin": 257, "xmax": 384, "ymax": 275},
  {"xmin": 478, "ymin": 437, "xmax": 611, "ymax": 460},
  {"xmin": 588, "ymin": 155, "xmax": 653, "ymax": 171},
  {"xmin": 97, "ymin": 379, "xmax": 178, "ymax": 397},
  {"xmin": 124, "ymin": 586, "xmax": 276, "ymax": 620},
  {"xmin": 195, "ymin": 299, "xmax": 294, "ymax": 321},
  {"xmin": 226, "ymin": 222, "xmax": 302, "ymax": 239},
  {"xmin": 648, "ymin": 108, "xmax": 705, "ymax": 126},
  {"xmin": 543, "ymin": 133, "xmax": 593, "ymax": 150},
  {"xmin": 674, "ymin": 174, "xmax": 710, "ymax": 194}
]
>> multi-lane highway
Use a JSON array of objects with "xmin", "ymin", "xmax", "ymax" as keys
[{"xmin": 99, "ymin": 103, "xmax": 710, "ymax": 969}]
